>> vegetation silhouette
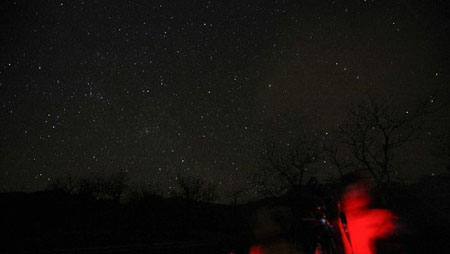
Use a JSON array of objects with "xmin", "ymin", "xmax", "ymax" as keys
[{"xmin": 1, "ymin": 97, "xmax": 448, "ymax": 253}]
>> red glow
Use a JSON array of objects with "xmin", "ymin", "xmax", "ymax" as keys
[
  {"xmin": 314, "ymin": 244, "xmax": 322, "ymax": 254},
  {"xmin": 339, "ymin": 183, "xmax": 396, "ymax": 254},
  {"xmin": 249, "ymin": 244, "xmax": 264, "ymax": 254}
]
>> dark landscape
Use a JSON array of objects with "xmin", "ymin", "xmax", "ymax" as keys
[
  {"xmin": 1, "ymin": 174, "xmax": 450, "ymax": 253},
  {"xmin": 1, "ymin": 0, "xmax": 450, "ymax": 253}
]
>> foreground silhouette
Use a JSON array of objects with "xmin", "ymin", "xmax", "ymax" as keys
[{"xmin": 338, "ymin": 183, "xmax": 396, "ymax": 254}]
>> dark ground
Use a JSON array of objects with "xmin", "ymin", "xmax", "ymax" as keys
[{"xmin": 1, "ymin": 175, "xmax": 449, "ymax": 254}]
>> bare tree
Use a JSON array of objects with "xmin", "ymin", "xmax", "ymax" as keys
[
  {"xmin": 127, "ymin": 181, "xmax": 161, "ymax": 202},
  {"xmin": 257, "ymin": 136, "xmax": 319, "ymax": 195},
  {"xmin": 323, "ymin": 137, "xmax": 354, "ymax": 178},
  {"xmin": 48, "ymin": 171, "xmax": 128, "ymax": 202},
  {"xmin": 337, "ymin": 99, "xmax": 433, "ymax": 185},
  {"xmin": 98, "ymin": 171, "xmax": 128, "ymax": 201},
  {"xmin": 175, "ymin": 175, "xmax": 218, "ymax": 202},
  {"xmin": 48, "ymin": 175, "xmax": 98, "ymax": 198},
  {"xmin": 48, "ymin": 176, "xmax": 76, "ymax": 194},
  {"xmin": 226, "ymin": 185, "xmax": 250, "ymax": 205},
  {"xmin": 77, "ymin": 177, "xmax": 99, "ymax": 198}
]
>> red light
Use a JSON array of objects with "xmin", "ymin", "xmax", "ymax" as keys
[
  {"xmin": 314, "ymin": 244, "xmax": 322, "ymax": 254},
  {"xmin": 339, "ymin": 183, "xmax": 396, "ymax": 254},
  {"xmin": 249, "ymin": 244, "xmax": 264, "ymax": 254}
]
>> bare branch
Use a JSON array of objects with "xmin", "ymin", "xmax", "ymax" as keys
[{"xmin": 336, "ymin": 98, "xmax": 434, "ymax": 185}]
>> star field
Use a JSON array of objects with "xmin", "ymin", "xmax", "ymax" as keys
[{"xmin": 1, "ymin": 0, "xmax": 449, "ymax": 197}]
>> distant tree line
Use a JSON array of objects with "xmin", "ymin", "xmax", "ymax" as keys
[
  {"xmin": 47, "ymin": 171, "xmax": 225, "ymax": 204},
  {"xmin": 48, "ymin": 171, "xmax": 128, "ymax": 201}
]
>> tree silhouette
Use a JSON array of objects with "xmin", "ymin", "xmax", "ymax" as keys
[
  {"xmin": 323, "ymin": 136, "xmax": 354, "ymax": 178},
  {"xmin": 47, "ymin": 171, "xmax": 128, "ymax": 201},
  {"xmin": 175, "ymin": 175, "xmax": 218, "ymax": 202},
  {"xmin": 48, "ymin": 175, "xmax": 76, "ymax": 194},
  {"xmin": 257, "ymin": 136, "xmax": 319, "ymax": 195},
  {"xmin": 77, "ymin": 177, "xmax": 98, "ymax": 198},
  {"xmin": 98, "ymin": 171, "xmax": 128, "ymax": 201},
  {"xmin": 226, "ymin": 185, "xmax": 250, "ymax": 205},
  {"xmin": 48, "ymin": 175, "xmax": 98, "ymax": 197},
  {"xmin": 335, "ymin": 99, "xmax": 433, "ymax": 185},
  {"xmin": 127, "ymin": 181, "xmax": 161, "ymax": 202}
]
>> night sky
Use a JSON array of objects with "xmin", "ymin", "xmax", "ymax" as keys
[{"xmin": 1, "ymin": 0, "xmax": 449, "ymax": 197}]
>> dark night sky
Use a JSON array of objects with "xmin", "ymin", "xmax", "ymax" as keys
[{"xmin": 1, "ymin": 0, "xmax": 449, "ymax": 197}]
